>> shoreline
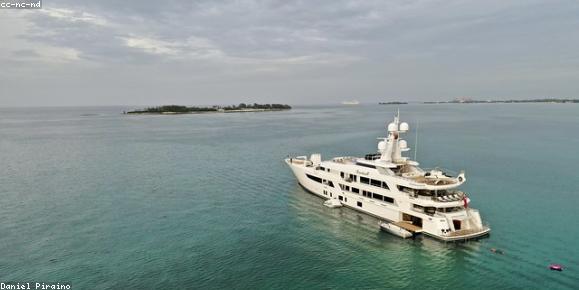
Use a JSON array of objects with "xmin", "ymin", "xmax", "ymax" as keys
[
  {"xmin": 125, "ymin": 108, "xmax": 290, "ymax": 115},
  {"xmin": 424, "ymin": 98, "xmax": 578, "ymax": 104}
]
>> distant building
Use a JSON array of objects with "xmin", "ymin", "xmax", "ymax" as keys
[{"xmin": 455, "ymin": 96, "xmax": 474, "ymax": 103}]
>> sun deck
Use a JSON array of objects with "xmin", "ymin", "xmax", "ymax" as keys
[
  {"xmin": 407, "ymin": 175, "xmax": 457, "ymax": 185},
  {"xmin": 331, "ymin": 156, "xmax": 357, "ymax": 165},
  {"xmin": 330, "ymin": 156, "xmax": 464, "ymax": 189}
]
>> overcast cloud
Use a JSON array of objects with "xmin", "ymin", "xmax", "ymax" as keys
[{"xmin": 1, "ymin": 0, "xmax": 579, "ymax": 106}]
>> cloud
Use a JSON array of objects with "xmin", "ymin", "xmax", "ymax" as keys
[
  {"xmin": 122, "ymin": 36, "xmax": 181, "ymax": 56},
  {"xmin": 14, "ymin": 47, "xmax": 80, "ymax": 63},
  {"xmin": 40, "ymin": 7, "xmax": 108, "ymax": 26},
  {"xmin": 0, "ymin": 10, "xmax": 82, "ymax": 65},
  {"xmin": 120, "ymin": 35, "xmax": 223, "ymax": 59},
  {"xmin": 11, "ymin": 49, "xmax": 40, "ymax": 58},
  {"xmin": 2, "ymin": 0, "xmax": 579, "ymax": 106}
]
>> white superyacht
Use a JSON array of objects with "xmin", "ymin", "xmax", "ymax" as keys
[{"xmin": 285, "ymin": 113, "xmax": 490, "ymax": 241}]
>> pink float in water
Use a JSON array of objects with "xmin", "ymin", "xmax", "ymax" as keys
[{"xmin": 549, "ymin": 264, "xmax": 563, "ymax": 271}]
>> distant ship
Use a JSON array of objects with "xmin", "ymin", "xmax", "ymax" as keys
[
  {"xmin": 285, "ymin": 112, "xmax": 490, "ymax": 241},
  {"xmin": 341, "ymin": 100, "xmax": 360, "ymax": 105}
]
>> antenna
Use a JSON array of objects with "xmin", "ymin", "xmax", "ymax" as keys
[{"xmin": 414, "ymin": 120, "xmax": 419, "ymax": 161}]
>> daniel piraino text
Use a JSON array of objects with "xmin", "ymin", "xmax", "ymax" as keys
[{"xmin": 1, "ymin": 282, "xmax": 71, "ymax": 290}]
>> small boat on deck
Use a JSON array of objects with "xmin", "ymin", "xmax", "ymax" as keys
[{"xmin": 380, "ymin": 222, "xmax": 414, "ymax": 238}]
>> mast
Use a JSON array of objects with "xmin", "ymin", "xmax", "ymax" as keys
[
  {"xmin": 380, "ymin": 110, "xmax": 409, "ymax": 163},
  {"xmin": 414, "ymin": 120, "xmax": 419, "ymax": 161}
]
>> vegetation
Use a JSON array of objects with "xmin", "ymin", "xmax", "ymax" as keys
[
  {"xmin": 379, "ymin": 102, "xmax": 408, "ymax": 105},
  {"xmin": 424, "ymin": 98, "xmax": 579, "ymax": 104},
  {"xmin": 126, "ymin": 103, "xmax": 291, "ymax": 114},
  {"xmin": 221, "ymin": 103, "xmax": 291, "ymax": 111}
]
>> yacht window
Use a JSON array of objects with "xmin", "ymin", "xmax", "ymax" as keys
[
  {"xmin": 439, "ymin": 207, "xmax": 461, "ymax": 213},
  {"xmin": 360, "ymin": 177, "xmax": 370, "ymax": 184},
  {"xmin": 326, "ymin": 181, "xmax": 334, "ymax": 188},
  {"xmin": 357, "ymin": 201, "xmax": 363, "ymax": 207},
  {"xmin": 351, "ymin": 187, "xmax": 359, "ymax": 194},
  {"xmin": 370, "ymin": 179, "xmax": 382, "ymax": 187},
  {"xmin": 356, "ymin": 162, "xmax": 376, "ymax": 169},
  {"xmin": 383, "ymin": 196, "xmax": 394, "ymax": 204},
  {"xmin": 373, "ymin": 193, "xmax": 383, "ymax": 201},
  {"xmin": 381, "ymin": 182, "xmax": 390, "ymax": 190},
  {"xmin": 306, "ymin": 174, "xmax": 323, "ymax": 183},
  {"xmin": 425, "ymin": 207, "xmax": 436, "ymax": 214},
  {"xmin": 339, "ymin": 196, "xmax": 343, "ymax": 201},
  {"xmin": 397, "ymin": 185, "xmax": 413, "ymax": 192}
]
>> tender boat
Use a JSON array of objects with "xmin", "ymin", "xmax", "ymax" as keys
[
  {"xmin": 323, "ymin": 199, "xmax": 343, "ymax": 208},
  {"xmin": 380, "ymin": 222, "xmax": 414, "ymax": 238}
]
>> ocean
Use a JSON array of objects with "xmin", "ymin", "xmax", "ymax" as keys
[{"xmin": 1, "ymin": 104, "xmax": 578, "ymax": 289}]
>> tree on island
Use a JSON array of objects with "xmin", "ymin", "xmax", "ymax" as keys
[{"xmin": 125, "ymin": 103, "xmax": 291, "ymax": 114}]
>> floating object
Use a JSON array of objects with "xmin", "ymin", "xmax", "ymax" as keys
[
  {"xmin": 490, "ymin": 248, "xmax": 504, "ymax": 255},
  {"xmin": 549, "ymin": 264, "xmax": 563, "ymax": 271},
  {"xmin": 380, "ymin": 222, "xmax": 414, "ymax": 239}
]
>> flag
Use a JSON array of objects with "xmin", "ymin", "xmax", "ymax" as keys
[{"xmin": 463, "ymin": 196, "xmax": 471, "ymax": 208}]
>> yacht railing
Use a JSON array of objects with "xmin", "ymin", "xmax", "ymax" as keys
[
  {"xmin": 422, "ymin": 167, "xmax": 460, "ymax": 177},
  {"xmin": 405, "ymin": 189, "xmax": 465, "ymax": 202}
]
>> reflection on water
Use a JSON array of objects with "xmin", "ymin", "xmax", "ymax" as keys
[{"xmin": 286, "ymin": 183, "xmax": 488, "ymax": 286}]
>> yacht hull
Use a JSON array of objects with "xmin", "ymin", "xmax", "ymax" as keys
[{"xmin": 285, "ymin": 158, "xmax": 489, "ymax": 242}]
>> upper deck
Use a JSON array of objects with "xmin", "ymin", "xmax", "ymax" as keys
[{"xmin": 329, "ymin": 156, "xmax": 465, "ymax": 190}]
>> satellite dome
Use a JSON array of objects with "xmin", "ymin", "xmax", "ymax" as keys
[
  {"xmin": 387, "ymin": 122, "xmax": 397, "ymax": 132},
  {"xmin": 399, "ymin": 122, "xmax": 409, "ymax": 132},
  {"xmin": 399, "ymin": 140, "xmax": 408, "ymax": 149},
  {"xmin": 378, "ymin": 141, "xmax": 387, "ymax": 151}
]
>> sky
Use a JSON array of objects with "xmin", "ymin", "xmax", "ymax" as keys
[{"xmin": 1, "ymin": 0, "xmax": 579, "ymax": 106}]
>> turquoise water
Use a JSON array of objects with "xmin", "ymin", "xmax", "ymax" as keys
[{"xmin": 1, "ymin": 104, "xmax": 578, "ymax": 289}]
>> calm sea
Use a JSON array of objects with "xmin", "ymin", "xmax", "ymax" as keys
[{"xmin": 0, "ymin": 104, "xmax": 578, "ymax": 289}]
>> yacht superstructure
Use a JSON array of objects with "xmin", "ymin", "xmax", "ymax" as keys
[{"xmin": 285, "ymin": 113, "xmax": 490, "ymax": 241}]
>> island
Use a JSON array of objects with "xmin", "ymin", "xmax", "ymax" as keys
[
  {"xmin": 379, "ymin": 102, "xmax": 408, "ymax": 105},
  {"xmin": 424, "ymin": 97, "xmax": 579, "ymax": 104},
  {"xmin": 125, "ymin": 103, "xmax": 292, "ymax": 114}
]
